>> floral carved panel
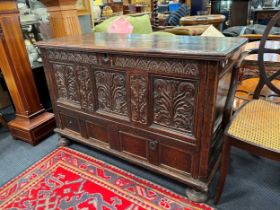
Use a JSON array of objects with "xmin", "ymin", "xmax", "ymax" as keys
[
  {"xmin": 95, "ymin": 70, "xmax": 127, "ymax": 116},
  {"xmin": 153, "ymin": 78, "xmax": 195, "ymax": 133},
  {"xmin": 77, "ymin": 65, "xmax": 94, "ymax": 112},
  {"xmin": 53, "ymin": 63, "xmax": 80, "ymax": 105},
  {"xmin": 130, "ymin": 75, "xmax": 148, "ymax": 124}
]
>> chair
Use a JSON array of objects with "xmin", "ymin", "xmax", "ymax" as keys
[
  {"xmin": 214, "ymin": 11, "xmax": 280, "ymax": 204},
  {"xmin": 233, "ymin": 40, "xmax": 280, "ymax": 110},
  {"xmin": 232, "ymin": 22, "xmax": 280, "ymax": 110}
]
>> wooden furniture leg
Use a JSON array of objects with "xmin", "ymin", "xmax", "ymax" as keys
[
  {"xmin": 186, "ymin": 189, "xmax": 208, "ymax": 203},
  {"xmin": 214, "ymin": 135, "xmax": 231, "ymax": 204},
  {"xmin": 0, "ymin": 1, "xmax": 55, "ymax": 145},
  {"xmin": 58, "ymin": 137, "xmax": 71, "ymax": 147}
]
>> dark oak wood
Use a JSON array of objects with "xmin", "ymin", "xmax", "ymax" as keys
[
  {"xmin": 37, "ymin": 33, "xmax": 245, "ymax": 59},
  {"xmin": 38, "ymin": 33, "xmax": 246, "ymax": 196},
  {"xmin": 0, "ymin": 0, "xmax": 55, "ymax": 145}
]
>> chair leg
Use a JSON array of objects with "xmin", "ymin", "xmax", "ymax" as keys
[{"xmin": 214, "ymin": 135, "xmax": 231, "ymax": 204}]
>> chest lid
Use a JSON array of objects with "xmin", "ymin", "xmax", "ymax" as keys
[{"xmin": 37, "ymin": 32, "xmax": 247, "ymax": 61}]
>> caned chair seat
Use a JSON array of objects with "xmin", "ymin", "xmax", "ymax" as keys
[{"xmin": 228, "ymin": 100, "xmax": 280, "ymax": 152}]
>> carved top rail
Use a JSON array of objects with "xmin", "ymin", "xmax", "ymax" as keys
[{"xmin": 44, "ymin": 49, "xmax": 200, "ymax": 78}]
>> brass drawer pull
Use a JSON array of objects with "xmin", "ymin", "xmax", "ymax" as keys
[{"xmin": 149, "ymin": 140, "xmax": 158, "ymax": 151}]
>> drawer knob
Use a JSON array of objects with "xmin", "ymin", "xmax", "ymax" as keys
[{"xmin": 149, "ymin": 140, "xmax": 158, "ymax": 151}]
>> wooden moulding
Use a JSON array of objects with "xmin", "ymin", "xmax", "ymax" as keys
[{"xmin": 0, "ymin": 0, "xmax": 55, "ymax": 145}]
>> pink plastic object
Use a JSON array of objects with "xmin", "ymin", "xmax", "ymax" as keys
[{"xmin": 107, "ymin": 17, "xmax": 133, "ymax": 34}]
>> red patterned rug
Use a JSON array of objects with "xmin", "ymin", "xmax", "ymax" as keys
[{"xmin": 0, "ymin": 147, "xmax": 213, "ymax": 210}]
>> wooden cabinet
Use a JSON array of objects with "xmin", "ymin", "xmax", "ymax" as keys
[
  {"xmin": 0, "ymin": 0, "xmax": 55, "ymax": 145},
  {"xmin": 38, "ymin": 33, "xmax": 246, "ymax": 196},
  {"xmin": 252, "ymin": 8, "xmax": 280, "ymax": 25},
  {"xmin": 210, "ymin": 0, "xmax": 251, "ymax": 27}
]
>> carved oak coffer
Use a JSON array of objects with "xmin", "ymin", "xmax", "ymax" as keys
[{"xmin": 38, "ymin": 33, "xmax": 247, "ymax": 193}]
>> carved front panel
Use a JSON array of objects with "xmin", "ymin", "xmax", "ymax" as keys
[
  {"xmin": 95, "ymin": 70, "xmax": 128, "ymax": 116},
  {"xmin": 46, "ymin": 50, "xmax": 200, "ymax": 78},
  {"xmin": 53, "ymin": 63, "xmax": 80, "ymax": 105},
  {"xmin": 153, "ymin": 78, "xmax": 195, "ymax": 133},
  {"xmin": 77, "ymin": 65, "xmax": 94, "ymax": 112},
  {"xmin": 67, "ymin": 65, "xmax": 79, "ymax": 103},
  {"xmin": 130, "ymin": 75, "xmax": 148, "ymax": 124}
]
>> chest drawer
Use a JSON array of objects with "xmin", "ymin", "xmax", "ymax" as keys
[
  {"xmin": 116, "ymin": 127, "xmax": 194, "ymax": 175},
  {"xmin": 59, "ymin": 113, "xmax": 81, "ymax": 134},
  {"xmin": 57, "ymin": 108, "xmax": 196, "ymax": 176}
]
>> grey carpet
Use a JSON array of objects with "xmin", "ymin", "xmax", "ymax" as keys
[{"xmin": 0, "ymin": 126, "xmax": 279, "ymax": 210}]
